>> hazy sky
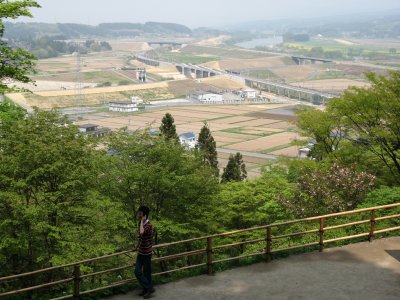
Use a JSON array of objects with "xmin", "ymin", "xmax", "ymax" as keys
[{"xmin": 17, "ymin": 0, "xmax": 400, "ymax": 28}]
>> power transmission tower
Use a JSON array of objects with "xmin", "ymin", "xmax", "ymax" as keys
[{"xmin": 75, "ymin": 50, "xmax": 84, "ymax": 114}]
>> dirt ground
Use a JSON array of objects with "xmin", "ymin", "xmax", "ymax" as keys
[
  {"xmin": 202, "ymin": 56, "xmax": 287, "ymax": 70},
  {"xmin": 292, "ymin": 79, "xmax": 370, "ymax": 93}
]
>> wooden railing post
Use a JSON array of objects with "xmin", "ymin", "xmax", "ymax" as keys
[
  {"xmin": 369, "ymin": 209, "xmax": 376, "ymax": 242},
  {"xmin": 266, "ymin": 227, "xmax": 272, "ymax": 262},
  {"xmin": 319, "ymin": 218, "xmax": 324, "ymax": 252},
  {"xmin": 207, "ymin": 237, "xmax": 213, "ymax": 275},
  {"xmin": 73, "ymin": 264, "xmax": 81, "ymax": 300}
]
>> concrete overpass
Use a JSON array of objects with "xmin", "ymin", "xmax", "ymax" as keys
[
  {"xmin": 291, "ymin": 55, "xmax": 333, "ymax": 65},
  {"xmin": 135, "ymin": 54, "xmax": 335, "ymax": 102},
  {"xmin": 175, "ymin": 63, "xmax": 222, "ymax": 78},
  {"xmin": 135, "ymin": 55, "xmax": 222, "ymax": 78},
  {"xmin": 147, "ymin": 41, "xmax": 183, "ymax": 48},
  {"xmin": 244, "ymin": 78, "xmax": 335, "ymax": 103},
  {"xmin": 135, "ymin": 55, "xmax": 161, "ymax": 67}
]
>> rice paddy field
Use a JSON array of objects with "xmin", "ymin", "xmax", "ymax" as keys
[{"xmin": 75, "ymin": 103, "xmax": 302, "ymax": 178}]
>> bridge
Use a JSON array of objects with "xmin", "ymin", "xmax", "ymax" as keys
[
  {"xmin": 135, "ymin": 54, "xmax": 335, "ymax": 102},
  {"xmin": 147, "ymin": 41, "xmax": 183, "ymax": 48},
  {"xmin": 135, "ymin": 55, "xmax": 222, "ymax": 78},
  {"xmin": 244, "ymin": 78, "xmax": 335, "ymax": 103},
  {"xmin": 1, "ymin": 203, "xmax": 399, "ymax": 299},
  {"xmin": 291, "ymin": 55, "xmax": 334, "ymax": 65}
]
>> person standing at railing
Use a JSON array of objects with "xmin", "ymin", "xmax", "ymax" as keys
[{"xmin": 135, "ymin": 206, "xmax": 155, "ymax": 299}]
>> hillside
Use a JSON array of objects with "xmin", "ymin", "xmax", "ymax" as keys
[{"xmin": 4, "ymin": 21, "xmax": 192, "ymax": 39}]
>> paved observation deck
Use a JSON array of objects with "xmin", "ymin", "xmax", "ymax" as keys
[{"xmin": 107, "ymin": 236, "xmax": 400, "ymax": 300}]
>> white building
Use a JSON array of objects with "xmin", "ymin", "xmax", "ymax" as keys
[
  {"xmin": 179, "ymin": 132, "xmax": 197, "ymax": 149},
  {"xmin": 242, "ymin": 89, "xmax": 257, "ymax": 99},
  {"xmin": 108, "ymin": 96, "xmax": 144, "ymax": 112},
  {"xmin": 194, "ymin": 92, "xmax": 224, "ymax": 104}
]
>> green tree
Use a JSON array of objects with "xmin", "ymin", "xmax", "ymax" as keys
[
  {"xmin": 295, "ymin": 106, "xmax": 345, "ymax": 161},
  {"xmin": 197, "ymin": 122, "xmax": 219, "ymax": 176},
  {"xmin": 0, "ymin": 97, "xmax": 26, "ymax": 125},
  {"xmin": 0, "ymin": 110, "xmax": 129, "ymax": 276},
  {"xmin": 329, "ymin": 71, "xmax": 400, "ymax": 181},
  {"xmin": 221, "ymin": 152, "xmax": 247, "ymax": 183},
  {"xmin": 213, "ymin": 172, "xmax": 293, "ymax": 230},
  {"xmin": 0, "ymin": 0, "xmax": 40, "ymax": 93},
  {"xmin": 100, "ymin": 130, "xmax": 219, "ymax": 241},
  {"xmin": 159, "ymin": 112, "xmax": 179, "ymax": 141}
]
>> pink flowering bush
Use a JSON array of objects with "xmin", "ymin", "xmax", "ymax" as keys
[{"xmin": 281, "ymin": 163, "xmax": 376, "ymax": 217}]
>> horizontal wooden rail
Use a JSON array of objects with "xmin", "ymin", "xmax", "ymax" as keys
[
  {"xmin": 0, "ymin": 278, "xmax": 73, "ymax": 297},
  {"xmin": 213, "ymin": 251, "xmax": 265, "ymax": 264},
  {"xmin": 324, "ymin": 219, "xmax": 370, "ymax": 231},
  {"xmin": 273, "ymin": 229, "xmax": 320, "ymax": 239},
  {"xmin": 152, "ymin": 263, "xmax": 207, "ymax": 276},
  {"xmin": 79, "ymin": 278, "xmax": 134, "ymax": 296},
  {"xmin": 325, "ymin": 232, "xmax": 371, "ymax": 244},
  {"xmin": 80, "ymin": 264, "xmax": 134, "ymax": 279},
  {"xmin": 375, "ymin": 214, "xmax": 400, "ymax": 221},
  {"xmin": 1, "ymin": 202, "xmax": 398, "ymax": 299},
  {"xmin": 271, "ymin": 242, "xmax": 320, "ymax": 253},
  {"xmin": 213, "ymin": 238, "xmax": 265, "ymax": 250},
  {"xmin": 375, "ymin": 226, "xmax": 400, "ymax": 234},
  {"xmin": 152, "ymin": 249, "xmax": 206, "ymax": 263}
]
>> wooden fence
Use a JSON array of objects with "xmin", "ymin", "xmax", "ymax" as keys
[{"xmin": 0, "ymin": 203, "xmax": 399, "ymax": 299}]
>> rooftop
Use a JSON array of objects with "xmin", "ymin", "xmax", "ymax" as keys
[
  {"xmin": 179, "ymin": 132, "xmax": 196, "ymax": 139},
  {"xmin": 78, "ymin": 123, "xmax": 99, "ymax": 129}
]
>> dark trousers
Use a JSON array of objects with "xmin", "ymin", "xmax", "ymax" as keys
[{"xmin": 135, "ymin": 254, "xmax": 152, "ymax": 290}]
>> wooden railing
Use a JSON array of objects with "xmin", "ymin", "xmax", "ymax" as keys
[{"xmin": 1, "ymin": 203, "xmax": 399, "ymax": 299}]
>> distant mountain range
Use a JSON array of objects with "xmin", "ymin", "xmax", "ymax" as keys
[
  {"xmin": 4, "ymin": 22, "xmax": 192, "ymax": 40},
  {"xmin": 223, "ymin": 11, "xmax": 400, "ymax": 38},
  {"xmin": 4, "ymin": 10, "xmax": 400, "ymax": 41}
]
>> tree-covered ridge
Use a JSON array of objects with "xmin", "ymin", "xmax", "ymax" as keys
[{"xmin": 4, "ymin": 21, "xmax": 192, "ymax": 39}]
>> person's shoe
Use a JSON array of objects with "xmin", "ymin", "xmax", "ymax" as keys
[
  {"xmin": 143, "ymin": 287, "xmax": 155, "ymax": 299},
  {"xmin": 138, "ymin": 289, "xmax": 147, "ymax": 296}
]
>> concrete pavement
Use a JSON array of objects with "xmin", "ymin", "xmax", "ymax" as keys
[{"xmin": 106, "ymin": 236, "xmax": 400, "ymax": 300}]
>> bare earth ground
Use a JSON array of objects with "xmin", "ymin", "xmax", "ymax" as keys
[
  {"xmin": 195, "ymin": 35, "xmax": 231, "ymax": 46},
  {"xmin": 107, "ymin": 41, "xmax": 152, "ymax": 52},
  {"xmin": 334, "ymin": 39, "xmax": 358, "ymax": 46},
  {"xmin": 106, "ymin": 236, "xmax": 400, "ymax": 300},
  {"xmin": 271, "ymin": 64, "xmax": 328, "ymax": 82},
  {"xmin": 6, "ymin": 77, "xmax": 247, "ymax": 110},
  {"xmin": 292, "ymin": 79, "xmax": 370, "ymax": 93},
  {"xmin": 36, "ymin": 52, "xmax": 126, "ymax": 74},
  {"xmin": 11, "ymin": 80, "xmax": 97, "ymax": 92},
  {"xmin": 202, "ymin": 57, "xmax": 286, "ymax": 70}
]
